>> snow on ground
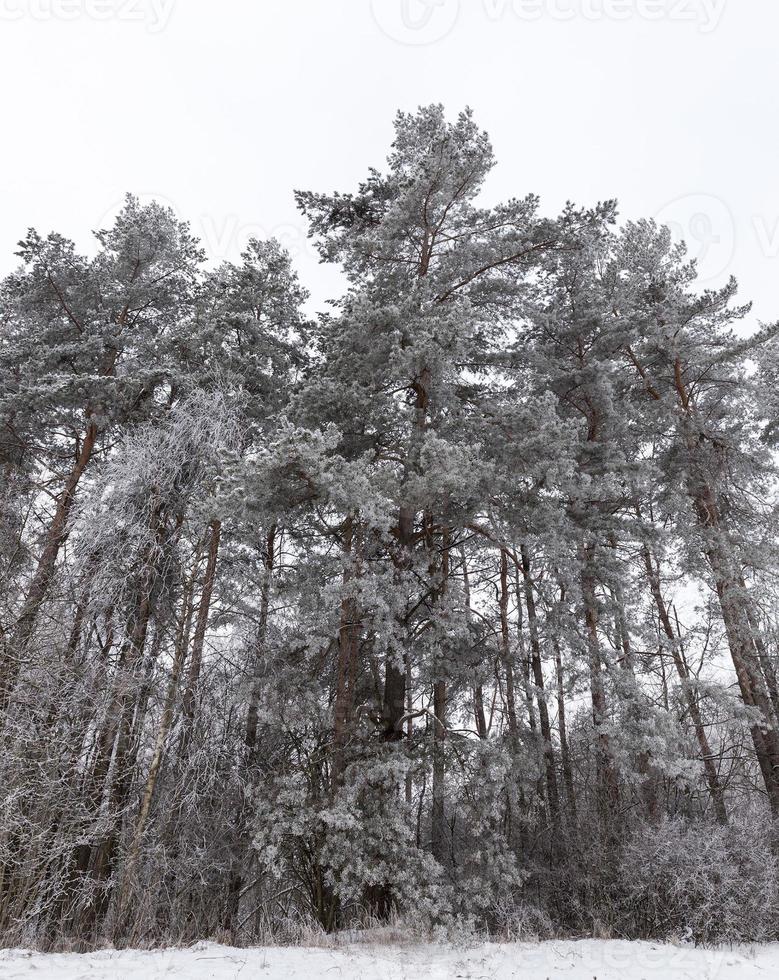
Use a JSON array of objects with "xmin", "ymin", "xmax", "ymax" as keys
[{"xmin": 1, "ymin": 939, "xmax": 778, "ymax": 980}]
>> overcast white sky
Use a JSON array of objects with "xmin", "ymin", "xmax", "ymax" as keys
[{"xmin": 1, "ymin": 1, "xmax": 777, "ymax": 326}]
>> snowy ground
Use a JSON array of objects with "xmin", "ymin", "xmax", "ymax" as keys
[{"xmin": 1, "ymin": 939, "xmax": 778, "ymax": 980}]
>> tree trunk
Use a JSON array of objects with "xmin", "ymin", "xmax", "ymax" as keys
[
  {"xmin": 641, "ymin": 541, "xmax": 728, "ymax": 824},
  {"xmin": 430, "ymin": 537, "xmax": 449, "ymax": 864},
  {"xmin": 1, "ymin": 422, "xmax": 98, "ymax": 711},
  {"xmin": 383, "ymin": 359, "xmax": 431, "ymax": 742},
  {"xmin": 74, "ymin": 502, "xmax": 164, "ymax": 940},
  {"xmin": 744, "ymin": 595, "xmax": 779, "ymax": 727},
  {"xmin": 499, "ymin": 550, "xmax": 519, "ymax": 744},
  {"xmin": 431, "ymin": 676, "xmax": 447, "ymax": 863},
  {"xmin": 553, "ymin": 627, "xmax": 577, "ymax": 825},
  {"xmin": 332, "ymin": 517, "xmax": 361, "ymax": 783},
  {"xmin": 78, "ymin": 566, "xmax": 156, "ymax": 938},
  {"xmin": 691, "ymin": 481, "xmax": 779, "ymax": 818},
  {"xmin": 461, "ymin": 547, "xmax": 487, "ymax": 739},
  {"xmin": 666, "ymin": 361, "xmax": 779, "ymax": 818},
  {"xmin": 225, "ymin": 524, "xmax": 275, "ymax": 938},
  {"xmin": 579, "ymin": 542, "xmax": 620, "ymax": 826},
  {"xmin": 245, "ymin": 524, "xmax": 275, "ymax": 753},
  {"xmin": 180, "ymin": 519, "xmax": 221, "ymax": 755},
  {"xmin": 383, "ymin": 507, "xmax": 412, "ymax": 742},
  {"xmin": 116, "ymin": 568, "xmax": 197, "ymax": 930},
  {"xmin": 520, "ymin": 543, "xmax": 561, "ymax": 835}
]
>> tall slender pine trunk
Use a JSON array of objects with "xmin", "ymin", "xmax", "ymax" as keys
[
  {"xmin": 579, "ymin": 542, "xmax": 620, "ymax": 826},
  {"xmin": 520, "ymin": 543, "xmax": 561, "ymax": 839},
  {"xmin": 430, "ymin": 534, "xmax": 449, "ymax": 864},
  {"xmin": 180, "ymin": 519, "xmax": 222, "ymax": 756},
  {"xmin": 640, "ymin": 540, "xmax": 728, "ymax": 824},
  {"xmin": 1, "ymin": 422, "xmax": 98, "ymax": 712},
  {"xmin": 332, "ymin": 517, "xmax": 361, "ymax": 783}
]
